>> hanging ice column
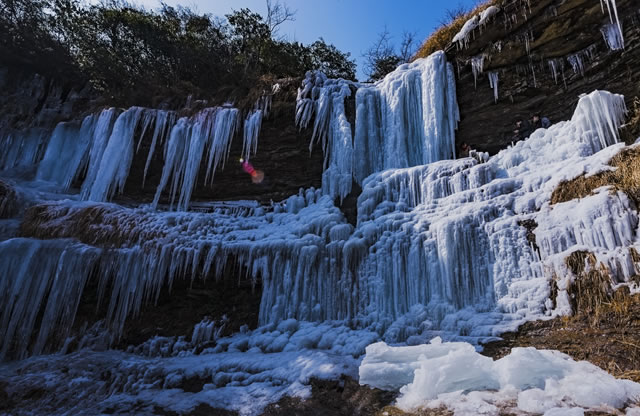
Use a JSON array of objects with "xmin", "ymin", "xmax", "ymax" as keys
[
  {"xmin": 353, "ymin": 51, "xmax": 459, "ymax": 184},
  {"xmin": 152, "ymin": 106, "xmax": 238, "ymax": 211},
  {"xmin": 242, "ymin": 85, "xmax": 278, "ymax": 161},
  {"xmin": 296, "ymin": 51, "xmax": 459, "ymax": 199}
]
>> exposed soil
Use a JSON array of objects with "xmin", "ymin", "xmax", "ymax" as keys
[{"xmin": 482, "ymin": 292, "xmax": 640, "ymax": 383}]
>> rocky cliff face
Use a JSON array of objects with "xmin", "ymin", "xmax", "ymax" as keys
[{"xmin": 449, "ymin": 0, "xmax": 640, "ymax": 154}]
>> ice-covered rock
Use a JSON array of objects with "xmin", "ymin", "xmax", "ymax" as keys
[{"xmin": 360, "ymin": 339, "xmax": 640, "ymax": 415}]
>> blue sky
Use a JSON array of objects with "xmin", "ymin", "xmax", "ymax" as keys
[{"xmin": 128, "ymin": 0, "xmax": 479, "ymax": 80}]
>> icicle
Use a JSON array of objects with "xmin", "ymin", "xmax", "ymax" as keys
[
  {"xmin": 601, "ymin": 22, "xmax": 624, "ymax": 51},
  {"xmin": 567, "ymin": 53, "xmax": 585, "ymax": 77},
  {"xmin": 488, "ymin": 72, "xmax": 499, "ymax": 103},
  {"xmin": 242, "ymin": 110, "xmax": 263, "ymax": 161},
  {"xmin": 471, "ymin": 55, "xmax": 486, "ymax": 89},
  {"xmin": 152, "ymin": 107, "xmax": 238, "ymax": 211},
  {"xmin": 80, "ymin": 108, "xmax": 118, "ymax": 199},
  {"xmin": 36, "ymin": 116, "xmax": 95, "ymax": 189},
  {"xmin": 85, "ymin": 107, "xmax": 144, "ymax": 202},
  {"xmin": 142, "ymin": 110, "xmax": 174, "ymax": 188},
  {"xmin": 600, "ymin": 0, "xmax": 624, "ymax": 49}
]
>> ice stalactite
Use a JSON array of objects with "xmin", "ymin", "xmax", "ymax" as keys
[
  {"xmin": 600, "ymin": 0, "xmax": 624, "ymax": 49},
  {"xmin": 488, "ymin": 71, "xmax": 499, "ymax": 103},
  {"xmin": 0, "ymin": 238, "xmax": 101, "ymax": 361},
  {"xmin": 242, "ymin": 86, "xmax": 277, "ymax": 161},
  {"xmin": 296, "ymin": 72, "xmax": 356, "ymax": 200},
  {"xmin": 548, "ymin": 58, "xmax": 567, "ymax": 88},
  {"xmin": 601, "ymin": 22, "xmax": 624, "ymax": 51},
  {"xmin": 152, "ymin": 106, "xmax": 239, "ymax": 210},
  {"xmin": 471, "ymin": 54, "xmax": 485, "ymax": 88},
  {"xmin": 140, "ymin": 110, "xmax": 174, "ymax": 188},
  {"xmin": 0, "ymin": 129, "xmax": 50, "ymax": 172},
  {"xmin": 80, "ymin": 108, "xmax": 119, "ymax": 198},
  {"xmin": 85, "ymin": 107, "xmax": 145, "ymax": 202},
  {"xmin": 242, "ymin": 110, "xmax": 263, "ymax": 161}
]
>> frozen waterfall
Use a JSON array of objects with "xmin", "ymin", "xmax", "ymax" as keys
[
  {"xmin": 296, "ymin": 51, "xmax": 459, "ymax": 200},
  {"xmin": 0, "ymin": 89, "xmax": 633, "ymax": 362}
]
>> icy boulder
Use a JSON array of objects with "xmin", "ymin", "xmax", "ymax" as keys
[{"xmin": 360, "ymin": 339, "xmax": 640, "ymax": 415}]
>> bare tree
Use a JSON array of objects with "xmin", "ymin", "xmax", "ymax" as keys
[
  {"xmin": 437, "ymin": 2, "xmax": 469, "ymax": 27},
  {"xmin": 266, "ymin": 0, "xmax": 295, "ymax": 38},
  {"xmin": 399, "ymin": 31, "xmax": 417, "ymax": 62},
  {"xmin": 362, "ymin": 27, "xmax": 396, "ymax": 79}
]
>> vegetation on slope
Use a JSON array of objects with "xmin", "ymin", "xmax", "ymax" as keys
[
  {"xmin": 413, "ymin": 0, "xmax": 499, "ymax": 59},
  {"xmin": 0, "ymin": 0, "xmax": 356, "ymax": 108},
  {"xmin": 551, "ymin": 146, "xmax": 640, "ymax": 206}
]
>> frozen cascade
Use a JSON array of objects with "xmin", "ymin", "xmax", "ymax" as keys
[
  {"xmin": 152, "ymin": 106, "xmax": 239, "ymax": 211},
  {"xmin": 297, "ymin": 51, "xmax": 459, "ymax": 199},
  {"xmin": 488, "ymin": 71, "xmax": 499, "ymax": 103},
  {"xmin": 353, "ymin": 52, "xmax": 459, "ymax": 185},
  {"xmin": 79, "ymin": 108, "xmax": 119, "ymax": 197},
  {"xmin": 0, "ymin": 238, "xmax": 101, "ymax": 361},
  {"xmin": 0, "ymin": 91, "xmax": 632, "ymax": 364}
]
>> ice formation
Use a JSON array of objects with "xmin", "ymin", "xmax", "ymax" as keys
[
  {"xmin": 152, "ymin": 106, "xmax": 239, "ymax": 210},
  {"xmin": 360, "ymin": 338, "xmax": 640, "ymax": 415},
  {"xmin": 479, "ymin": 5, "xmax": 500, "ymax": 27},
  {"xmin": 0, "ymin": 41, "xmax": 637, "ymax": 414},
  {"xmin": 600, "ymin": 0, "xmax": 624, "ymax": 50},
  {"xmin": 297, "ymin": 51, "xmax": 459, "ymax": 199},
  {"xmin": 452, "ymin": 15, "xmax": 479, "ymax": 49},
  {"xmin": 1, "ymin": 102, "xmax": 249, "ymax": 210},
  {"xmin": 471, "ymin": 54, "xmax": 485, "ymax": 88},
  {"xmin": 488, "ymin": 71, "xmax": 499, "ymax": 103},
  {"xmin": 0, "ymin": 89, "xmax": 633, "ymax": 364},
  {"xmin": 601, "ymin": 22, "xmax": 624, "ymax": 51}
]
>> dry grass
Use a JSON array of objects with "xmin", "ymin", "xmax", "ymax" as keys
[
  {"xmin": 376, "ymin": 405, "xmax": 453, "ymax": 416},
  {"xmin": 20, "ymin": 203, "xmax": 166, "ymax": 248},
  {"xmin": 413, "ymin": 0, "xmax": 499, "ymax": 59},
  {"xmin": 568, "ymin": 251, "xmax": 608, "ymax": 312},
  {"xmin": 482, "ymin": 290, "xmax": 640, "ymax": 383},
  {"xmin": 551, "ymin": 147, "xmax": 640, "ymax": 206}
]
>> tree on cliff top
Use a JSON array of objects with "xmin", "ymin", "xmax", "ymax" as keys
[{"xmin": 0, "ymin": 0, "xmax": 356, "ymax": 106}]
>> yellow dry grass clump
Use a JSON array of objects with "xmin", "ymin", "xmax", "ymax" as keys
[
  {"xmin": 551, "ymin": 146, "xmax": 640, "ymax": 206},
  {"xmin": 413, "ymin": 0, "xmax": 499, "ymax": 59}
]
